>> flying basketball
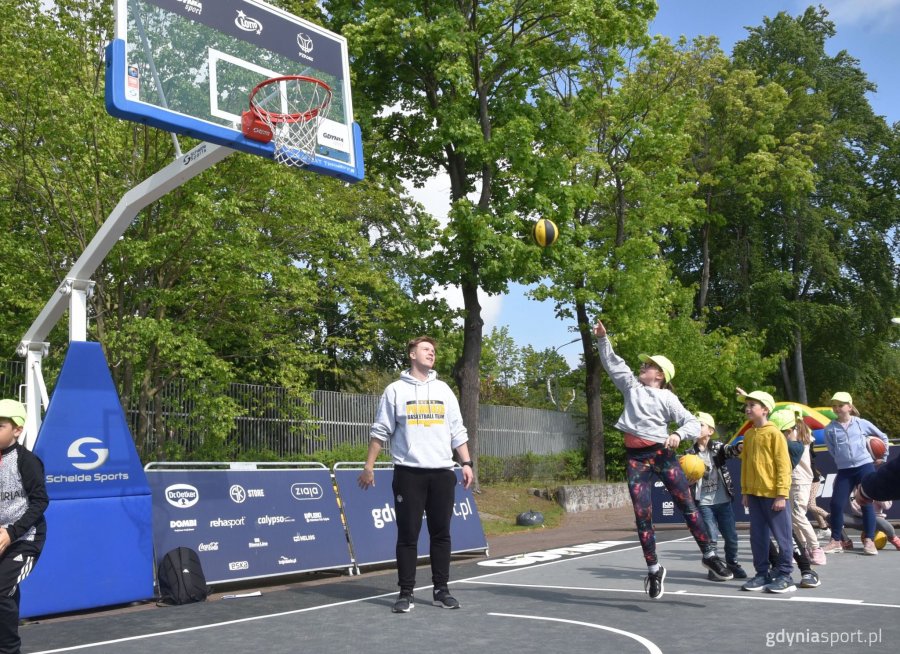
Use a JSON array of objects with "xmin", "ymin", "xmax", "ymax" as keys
[
  {"xmin": 679, "ymin": 453, "xmax": 706, "ymax": 483},
  {"xmin": 532, "ymin": 218, "xmax": 559, "ymax": 247},
  {"xmin": 867, "ymin": 436, "xmax": 887, "ymax": 460}
]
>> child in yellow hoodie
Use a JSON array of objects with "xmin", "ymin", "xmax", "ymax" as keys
[{"xmin": 737, "ymin": 390, "xmax": 794, "ymax": 594}]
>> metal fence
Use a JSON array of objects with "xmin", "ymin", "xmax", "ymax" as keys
[{"xmin": 1, "ymin": 362, "xmax": 584, "ymax": 458}]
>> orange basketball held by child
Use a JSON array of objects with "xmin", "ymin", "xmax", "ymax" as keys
[
  {"xmin": 678, "ymin": 453, "xmax": 706, "ymax": 483},
  {"xmin": 532, "ymin": 218, "xmax": 559, "ymax": 247},
  {"xmin": 866, "ymin": 436, "xmax": 887, "ymax": 461}
]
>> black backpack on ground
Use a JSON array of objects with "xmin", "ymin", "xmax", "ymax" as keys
[{"xmin": 157, "ymin": 547, "xmax": 210, "ymax": 605}]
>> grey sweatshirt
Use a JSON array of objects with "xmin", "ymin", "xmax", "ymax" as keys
[
  {"xmin": 596, "ymin": 336, "xmax": 700, "ymax": 444},
  {"xmin": 370, "ymin": 369, "xmax": 468, "ymax": 469}
]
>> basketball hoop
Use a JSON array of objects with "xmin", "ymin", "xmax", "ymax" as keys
[{"xmin": 241, "ymin": 75, "xmax": 333, "ymax": 167}]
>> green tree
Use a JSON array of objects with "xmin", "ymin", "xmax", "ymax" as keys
[
  {"xmin": 327, "ymin": 0, "xmax": 657, "ymax": 476},
  {"xmin": 0, "ymin": 0, "xmax": 447, "ymax": 459},
  {"xmin": 722, "ymin": 7, "xmax": 899, "ymax": 404}
]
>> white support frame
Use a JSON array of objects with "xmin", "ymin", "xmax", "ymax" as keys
[{"xmin": 16, "ymin": 142, "xmax": 235, "ymax": 448}]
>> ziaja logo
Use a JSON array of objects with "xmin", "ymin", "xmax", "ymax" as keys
[
  {"xmin": 198, "ymin": 541, "xmax": 219, "ymax": 552},
  {"xmin": 67, "ymin": 437, "xmax": 109, "ymax": 471},
  {"xmin": 165, "ymin": 484, "xmax": 199, "ymax": 508},
  {"xmin": 228, "ymin": 561, "xmax": 249, "ymax": 571},
  {"xmin": 291, "ymin": 483, "xmax": 323, "ymax": 501},
  {"xmin": 235, "ymin": 10, "xmax": 262, "ymax": 34}
]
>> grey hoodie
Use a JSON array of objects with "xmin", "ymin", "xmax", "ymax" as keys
[
  {"xmin": 370, "ymin": 369, "xmax": 468, "ymax": 468},
  {"xmin": 597, "ymin": 336, "xmax": 699, "ymax": 445}
]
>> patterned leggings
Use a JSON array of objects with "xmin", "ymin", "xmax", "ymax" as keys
[{"xmin": 627, "ymin": 445, "xmax": 713, "ymax": 566}]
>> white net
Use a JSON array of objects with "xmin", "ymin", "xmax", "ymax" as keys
[{"xmin": 250, "ymin": 76, "xmax": 333, "ymax": 168}]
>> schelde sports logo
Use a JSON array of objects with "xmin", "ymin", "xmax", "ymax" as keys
[
  {"xmin": 235, "ymin": 10, "xmax": 262, "ymax": 34},
  {"xmin": 67, "ymin": 437, "xmax": 109, "ymax": 471},
  {"xmin": 166, "ymin": 484, "xmax": 199, "ymax": 508},
  {"xmin": 291, "ymin": 483, "xmax": 323, "ymax": 501}
]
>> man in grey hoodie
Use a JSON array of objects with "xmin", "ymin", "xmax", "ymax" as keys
[{"xmin": 358, "ymin": 336, "xmax": 473, "ymax": 613}]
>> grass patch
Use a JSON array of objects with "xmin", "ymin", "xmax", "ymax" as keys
[{"xmin": 473, "ymin": 483, "xmax": 565, "ymax": 536}]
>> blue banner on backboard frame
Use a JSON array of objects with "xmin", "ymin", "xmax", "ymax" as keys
[
  {"xmin": 147, "ymin": 465, "xmax": 352, "ymax": 583},
  {"xmin": 333, "ymin": 465, "xmax": 487, "ymax": 569},
  {"xmin": 20, "ymin": 341, "xmax": 154, "ymax": 618},
  {"xmin": 651, "ymin": 447, "xmax": 899, "ymax": 524}
]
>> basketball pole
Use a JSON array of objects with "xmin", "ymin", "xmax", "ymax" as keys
[{"xmin": 16, "ymin": 141, "xmax": 235, "ymax": 449}]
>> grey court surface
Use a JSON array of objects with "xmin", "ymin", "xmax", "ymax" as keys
[{"xmin": 22, "ymin": 533, "xmax": 899, "ymax": 654}]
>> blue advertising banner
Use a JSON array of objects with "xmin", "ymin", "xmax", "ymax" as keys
[
  {"xmin": 21, "ymin": 342, "xmax": 154, "ymax": 618},
  {"xmin": 651, "ymin": 446, "xmax": 899, "ymax": 524},
  {"xmin": 147, "ymin": 465, "xmax": 353, "ymax": 583},
  {"xmin": 333, "ymin": 466, "xmax": 487, "ymax": 569}
]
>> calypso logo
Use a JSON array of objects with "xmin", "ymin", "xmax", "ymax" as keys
[{"xmin": 67, "ymin": 437, "xmax": 109, "ymax": 471}]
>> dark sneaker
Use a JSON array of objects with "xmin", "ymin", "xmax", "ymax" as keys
[
  {"xmin": 765, "ymin": 575, "xmax": 797, "ymax": 594},
  {"xmin": 432, "ymin": 588, "xmax": 460, "ymax": 609},
  {"xmin": 644, "ymin": 566, "xmax": 666, "ymax": 600},
  {"xmin": 741, "ymin": 573, "xmax": 771, "ymax": 592},
  {"xmin": 703, "ymin": 555, "xmax": 734, "ymax": 581},
  {"xmin": 727, "ymin": 563, "xmax": 748, "ymax": 579},
  {"xmin": 799, "ymin": 570, "xmax": 820, "ymax": 588},
  {"xmin": 392, "ymin": 593, "xmax": 414, "ymax": 613}
]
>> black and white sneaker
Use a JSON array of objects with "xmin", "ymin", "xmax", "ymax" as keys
[
  {"xmin": 799, "ymin": 570, "xmax": 821, "ymax": 588},
  {"xmin": 392, "ymin": 593, "xmax": 414, "ymax": 613},
  {"xmin": 432, "ymin": 588, "xmax": 460, "ymax": 609},
  {"xmin": 644, "ymin": 566, "xmax": 666, "ymax": 600},
  {"xmin": 702, "ymin": 555, "xmax": 734, "ymax": 581}
]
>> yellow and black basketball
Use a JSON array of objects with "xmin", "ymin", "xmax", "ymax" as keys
[{"xmin": 532, "ymin": 218, "xmax": 559, "ymax": 247}]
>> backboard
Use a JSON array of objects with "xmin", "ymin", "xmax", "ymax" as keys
[{"xmin": 107, "ymin": 0, "xmax": 364, "ymax": 182}]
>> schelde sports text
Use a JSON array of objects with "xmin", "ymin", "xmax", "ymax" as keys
[{"xmin": 46, "ymin": 472, "xmax": 130, "ymax": 483}]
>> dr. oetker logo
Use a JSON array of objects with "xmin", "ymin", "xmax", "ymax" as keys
[{"xmin": 67, "ymin": 437, "xmax": 109, "ymax": 470}]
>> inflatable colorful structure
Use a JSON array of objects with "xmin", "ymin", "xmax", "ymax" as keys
[{"xmin": 729, "ymin": 402, "xmax": 834, "ymax": 446}]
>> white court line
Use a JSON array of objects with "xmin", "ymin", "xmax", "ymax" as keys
[
  {"xmin": 465, "ymin": 580, "xmax": 900, "ymax": 609},
  {"xmin": 489, "ymin": 613, "xmax": 662, "ymax": 654},
  {"xmin": 29, "ymin": 592, "xmax": 401, "ymax": 654},
  {"xmin": 31, "ymin": 535, "xmax": 896, "ymax": 652}
]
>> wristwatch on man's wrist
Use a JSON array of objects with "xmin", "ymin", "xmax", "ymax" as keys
[{"xmin": 460, "ymin": 460, "xmax": 474, "ymax": 468}]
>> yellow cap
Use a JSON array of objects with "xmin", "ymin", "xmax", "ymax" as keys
[
  {"xmin": 770, "ymin": 409, "xmax": 796, "ymax": 432},
  {"xmin": 697, "ymin": 412, "xmax": 716, "ymax": 429},
  {"xmin": 737, "ymin": 390, "xmax": 775, "ymax": 412},
  {"xmin": 638, "ymin": 353, "xmax": 675, "ymax": 383},
  {"xmin": 0, "ymin": 399, "xmax": 26, "ymax": 427},
  {"xmin": 831, "ymin": 391, "xmax": 853, "ymax": 405}
]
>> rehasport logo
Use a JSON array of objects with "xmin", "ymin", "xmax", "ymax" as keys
[
  {"xmin": 67, "ymin": 437, "xmax": 109, "ymax": 471},
  {"xmin": 165, "ymin": 484, "xmax": 199, "ymax": 508}
]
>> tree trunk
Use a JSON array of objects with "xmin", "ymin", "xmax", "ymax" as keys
[
  {"xmin": 453, "ymin": 279, "xmax": 484, "ymax": 489},
  {"xmin": 793, "ymin": 328, "xmax": 808, "ymax": 405},
  {"xmin": 780, "ymin": 357, "xmax": 793, "ymax": 401},
  {"xmin": 697, "ymin": 218, "xmax": 711, "ymax": 314},
  {"xmin": 576, "ymin": 301, "xmax": 606, "ymax": 481}
]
